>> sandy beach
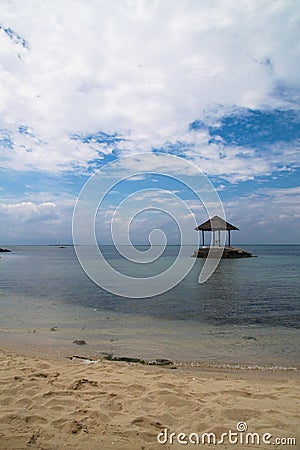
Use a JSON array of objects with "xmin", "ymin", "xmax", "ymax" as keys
[{"xmin": 0, "ymin": 346, "xmax": 299, "ymax": 450}]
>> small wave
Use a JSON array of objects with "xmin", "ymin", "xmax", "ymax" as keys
[{"xmin": 174, "ymin": 361, "xmax": 298, "ymax": 372}]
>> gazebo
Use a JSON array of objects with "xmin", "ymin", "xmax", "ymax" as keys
[{"xmin": 195, "ymin": 215, "xmax": 239, "ymax": 247}]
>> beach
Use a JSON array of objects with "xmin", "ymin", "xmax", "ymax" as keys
[{"xmin": 0, "ymin": 346, "xmax": 299, "ymax": 450}]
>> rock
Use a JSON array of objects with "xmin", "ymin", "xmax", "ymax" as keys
[
  {"xmin": 148, "ymin": 358, "xmax": 173, "ymax": 366},
  {"xmin": 73, "ymin": 340, "xmax": 87, "ymax": 345},
  {"xmin": 193, "ymin": 246, "xmax": 255, "ymax": 258},
  {"xmin": 242, "ymin": 336, "xmax": 258, "ymax": 341},
  {"xmin": 103, "ymin": 354, "xmax": 146, "ymax": 364},
  {"xmin": 0, "ymin": 248, "xmax": 11, "ymax": 252},
  {"xmin": 67, "ymin": 355, "xmax": 98, "ymax": 362},
  {"xmin": 102, "ymin": 354, "xmax": 174, "ymax": 367}
]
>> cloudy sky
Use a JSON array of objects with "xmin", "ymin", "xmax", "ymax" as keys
[{"xmin": 0, "ymin": 0, "xmax": 299, "ymax": 245}]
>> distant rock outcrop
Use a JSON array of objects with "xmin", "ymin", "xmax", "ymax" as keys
[
  {"xmin": 193, "ymin": 246, "xmax": 255, "ymax": 258},
  {"xmin": 0, "ymin": 248, "xmax": 11, "ymax": 253}
]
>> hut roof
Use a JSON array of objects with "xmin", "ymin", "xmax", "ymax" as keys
[{"xmin": 195, "ymin": 215, "xmax": 239, "ymax": 231}]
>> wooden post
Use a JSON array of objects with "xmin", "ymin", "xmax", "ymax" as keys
[
  {"xmin": 228, "ymin": 230, "xmax": 231, "ymax": 247},
  {"xmin": 202, "ymin": 230, "xmax": 204, "ymax": 247}
]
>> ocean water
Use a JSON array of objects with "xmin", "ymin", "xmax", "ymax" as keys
[{"xmin": 0, "ymin": 245, "xmax": 299, "ymax": 369}]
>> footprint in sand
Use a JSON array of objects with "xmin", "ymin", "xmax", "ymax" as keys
[{"xmin": 69, "ymin": 378, "xmax": 99, "ymax": 390}]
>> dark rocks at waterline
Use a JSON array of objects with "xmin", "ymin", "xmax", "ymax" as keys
[
  {"xmin": 102, "ymin": 354, "xmax": 175, "ymax": 367},
  {"xmin": 148, "ymin": 358, "xmax": 173, "ymax": 366},
  {"xmin": 66, "ymin": 355, "xmax": 176, "ymax": 368},
  {"xmin": 103, "ymin": 354, "xmax": 147, "ymax": 364},
  {"xmin": 192, "ymin": 246, "xmax": 255, "ymax": 259},
  {"xmin": 0, "ymin": 248, "xmax": 11, "ymax": 253},
  {"xmin": 67, "ymin": 355, "xmax": 99, "ymax": 362}
]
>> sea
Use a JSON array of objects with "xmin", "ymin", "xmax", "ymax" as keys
[{"xmin": 0, "ymin": 245, "xmax": 299, "ymax": 370}]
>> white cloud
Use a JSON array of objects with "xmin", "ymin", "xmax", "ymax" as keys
[
  {"xmin": 262, "ymin": 186, "xmax": 300, "ymax": 198},
  {"xmin": 0, "ymin": 0, "xmax": 299, "ymax": 179},
  {"xmin": 0, "ymin": 201, "xmax": 56, "ymax": 218},
  {"xmin": 223, "ymin": 186, "xmax": 300, "ymax": 243},
  {"xmin": 0, "ymin": 194, "xmax": 76, "ymax": 243},
  {"xmin": 1, "ymin": 182, "xmax": 298, "ymax": 244}
]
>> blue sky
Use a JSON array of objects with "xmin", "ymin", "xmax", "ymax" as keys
[{"xmin": 0, "ymin": 0, "xmax": 299, "ymax": 245}]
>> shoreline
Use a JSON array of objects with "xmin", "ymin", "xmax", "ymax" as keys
[
  {"xmin": 1, "ymin": 339, "xmax": 300, "ymax": 379},
  {"xmin": 1, "ymin": 337, "xmax": 299, "ymax": 374},
  {"xmin": 0, "ymin": 344, "xmax": 299, "ymax": 449}
]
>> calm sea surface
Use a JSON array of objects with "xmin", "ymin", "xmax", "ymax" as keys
[{"xmin": 0, "ymin": 245, "xmax": 299, "ymax": 369}]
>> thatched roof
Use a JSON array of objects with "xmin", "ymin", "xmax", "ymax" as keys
[{"xmin": 195, "ymin": 215, "xmax": 239, "ymax": 231}]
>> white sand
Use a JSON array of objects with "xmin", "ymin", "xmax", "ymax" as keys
[{"xmin": 0, "ymin": 346, "xmax": 299, "ymax": 449}]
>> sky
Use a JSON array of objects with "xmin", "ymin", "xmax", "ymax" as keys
[{"xmin": 0, "ymin": 0, "xmax": 299, "ymax": 245}]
